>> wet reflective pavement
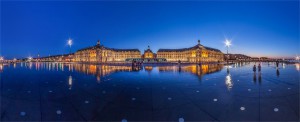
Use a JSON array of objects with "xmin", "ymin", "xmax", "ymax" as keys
[{"xmin": 0, "ymin": 62, "xmax": 299, "ymax": 121}]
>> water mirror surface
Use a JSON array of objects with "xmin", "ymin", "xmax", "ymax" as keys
[{"xmin": 1, "ymin": 62, "xmax": 299, "ymax": 121}]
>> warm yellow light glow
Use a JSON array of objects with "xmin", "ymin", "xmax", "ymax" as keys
[{"xmin": 191, "ymin": 51, "xmax": 196, "ymax": 57}]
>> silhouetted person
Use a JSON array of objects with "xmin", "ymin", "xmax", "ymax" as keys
[
  {"xmin": 253, "ymin": 65, "xmax": 256, "ymax": 72},
  {"xmin": 276, "ymin": 61, "xmax": 279, "ymax": 68},
  {"xmin": 258, "ymin": 64, "xmax": 261, "ymax": 72},
  {"xmin": 276, "ymin": 69, "xmax": 280, "ymax": 77}
]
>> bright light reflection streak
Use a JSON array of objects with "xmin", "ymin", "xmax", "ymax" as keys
[
  {"xmin": 225, "ymin": 74, "xmax": 233, "ymax": 90},
  {"xmin": 68, "ymin": 75, "xmax": 73, "ymax": 90}
]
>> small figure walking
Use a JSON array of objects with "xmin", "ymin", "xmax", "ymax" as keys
[
  {"xmin": 276, "ymin": 61, "xmax": 279, "ymax": 68},
  {"xmin": 253, "ymin": 65, "xmax": 256, "ymax": 72},
  {"xmin": 258, "ymin": 64, "xmax": 261, "ymax": 72}
]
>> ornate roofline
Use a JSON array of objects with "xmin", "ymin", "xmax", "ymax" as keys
[
  {"xmin": 157, "ymin": 44, "xmax": 221, "ymax": 52},
  {"xmin": 77, "ymin": 45, "xmax": 140, "ymax": 52}
]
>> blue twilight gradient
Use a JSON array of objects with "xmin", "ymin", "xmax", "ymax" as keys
[{"xmin": 1, "ymin": 1, "xmax": 299, "ymax": 59}]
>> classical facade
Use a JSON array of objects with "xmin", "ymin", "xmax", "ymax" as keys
[
  {"xmin": 157, "ymin": 40, "xmax": 224, "ymax": 63},
  {"xmin": 142, "ymin": 46, "xmax": 156, "ymax": 58},
  {"xmin": 38, "ymin": 39, "xmax": 224, "ymax": 63},
  {"xmin": 74, "ymin": 40, "xmax": 141, "ymax": 62}
]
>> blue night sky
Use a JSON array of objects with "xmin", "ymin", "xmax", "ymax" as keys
[{"xmin": 1, "ymin": 0, "xmax": 299, "ymax": 59}]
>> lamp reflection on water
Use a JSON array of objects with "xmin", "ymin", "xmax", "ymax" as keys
[
  {"xmin": 0, "ymin": 64, "xmax": 3, "ymax": 72},
  {"xmin": 68, "ymin": 75, "xmax": 72, "ymax": 90},
  {"xmin": 225, "ymin": 67, "xmax": 233, "ymax": 90},
  {"xmin": 296, "ymin": 63, "xmax": 300, "ymax": 71}
]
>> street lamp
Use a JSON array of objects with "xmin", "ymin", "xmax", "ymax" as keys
[
  {"xmin": 225, "ymin": 39, "xmax": 231, "ymax": 64},
  {"xmin": 28, "ymin": 56, "xmax": 33, "ymax": 62},
  {"xmin": 67, "ymin": 38, "xmax": 73, "ymax": 54}
]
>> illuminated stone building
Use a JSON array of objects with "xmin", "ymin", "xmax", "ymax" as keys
[
  {"xmin": 142, "ymin": 46, "xmax": 156, "ymax": 59},
  {"xmin": 39, "ymin": 54, "xmax": 74, "ymax": 62},
  {"xmin": 157, "ymin": 40, "xmax": 224, "ymax": 63},
  {"xmin": 39, "ymin": 39, "xmax": 224, "ymax": 63},
  {"xmin": 74, "ymin": 40, "xmax": 141, "ymax": 62}
]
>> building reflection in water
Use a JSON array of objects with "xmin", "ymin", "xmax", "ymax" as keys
[
  {"xmin": 144, "ymin": 66, "xmax": 153, "ymax": 72},
  {"xmin": 73, "ymin": 64, "xmax": 136, "ymax": 82},
  {"xmin": 8, "ymin": 62, "xmax": 224, "ymax": 83},
  {"xmin": 157, "ymin": 64, "xmax": 223, "ymax": 78}
]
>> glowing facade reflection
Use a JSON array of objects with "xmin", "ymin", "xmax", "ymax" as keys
[{"xmin": 158, "ymin": 64, "xmax": 223, "ymax": 77}]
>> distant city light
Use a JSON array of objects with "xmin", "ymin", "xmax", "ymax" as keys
[
  {"xmin": 0, "ymin": 56, "xmax": 4, "ymax": 61},
  {"xmin": 68, "ymin": 38, "xmax": 73, "ymax": 54},
  {"xmin": 296, "ymin": 56, "xmax": 300, "ymax": 60},
  {"xmin": 28, "ymin": 56, "xmax": 33, "ymax": 60},
  {"xmin": 13, "ymin": 58, "xmax": 17, "ymax": 61}
]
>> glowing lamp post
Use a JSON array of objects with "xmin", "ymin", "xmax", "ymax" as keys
[
  {"xmin": 68, "ymin": 38, "xmax": 73, "ymax": 54},
  {"xmin": 28, "ymin": 56, "xmax": 33, "ymax": 62},
  {"xmin": 225, "ymin": 39, "xmax": 231, "ymax": 64}
]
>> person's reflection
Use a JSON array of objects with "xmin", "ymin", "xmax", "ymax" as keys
[
  {"xmin": 258, "ymin": 72, "xmax": 262, "ymax": 85},
  {"xmin": 178, "ymin": 65, "xmax": 182, "ymax": 72},
  {"xmin": 253, "ymin": 72, "xmax": 257, "ymax": 84},
  {"xmin": 227, "ymin": 67, "xmax": 230, "ymax": 74},
  {"xmin": 276, "ymin": 69, "xmax": 280, "ymax": 77}
]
